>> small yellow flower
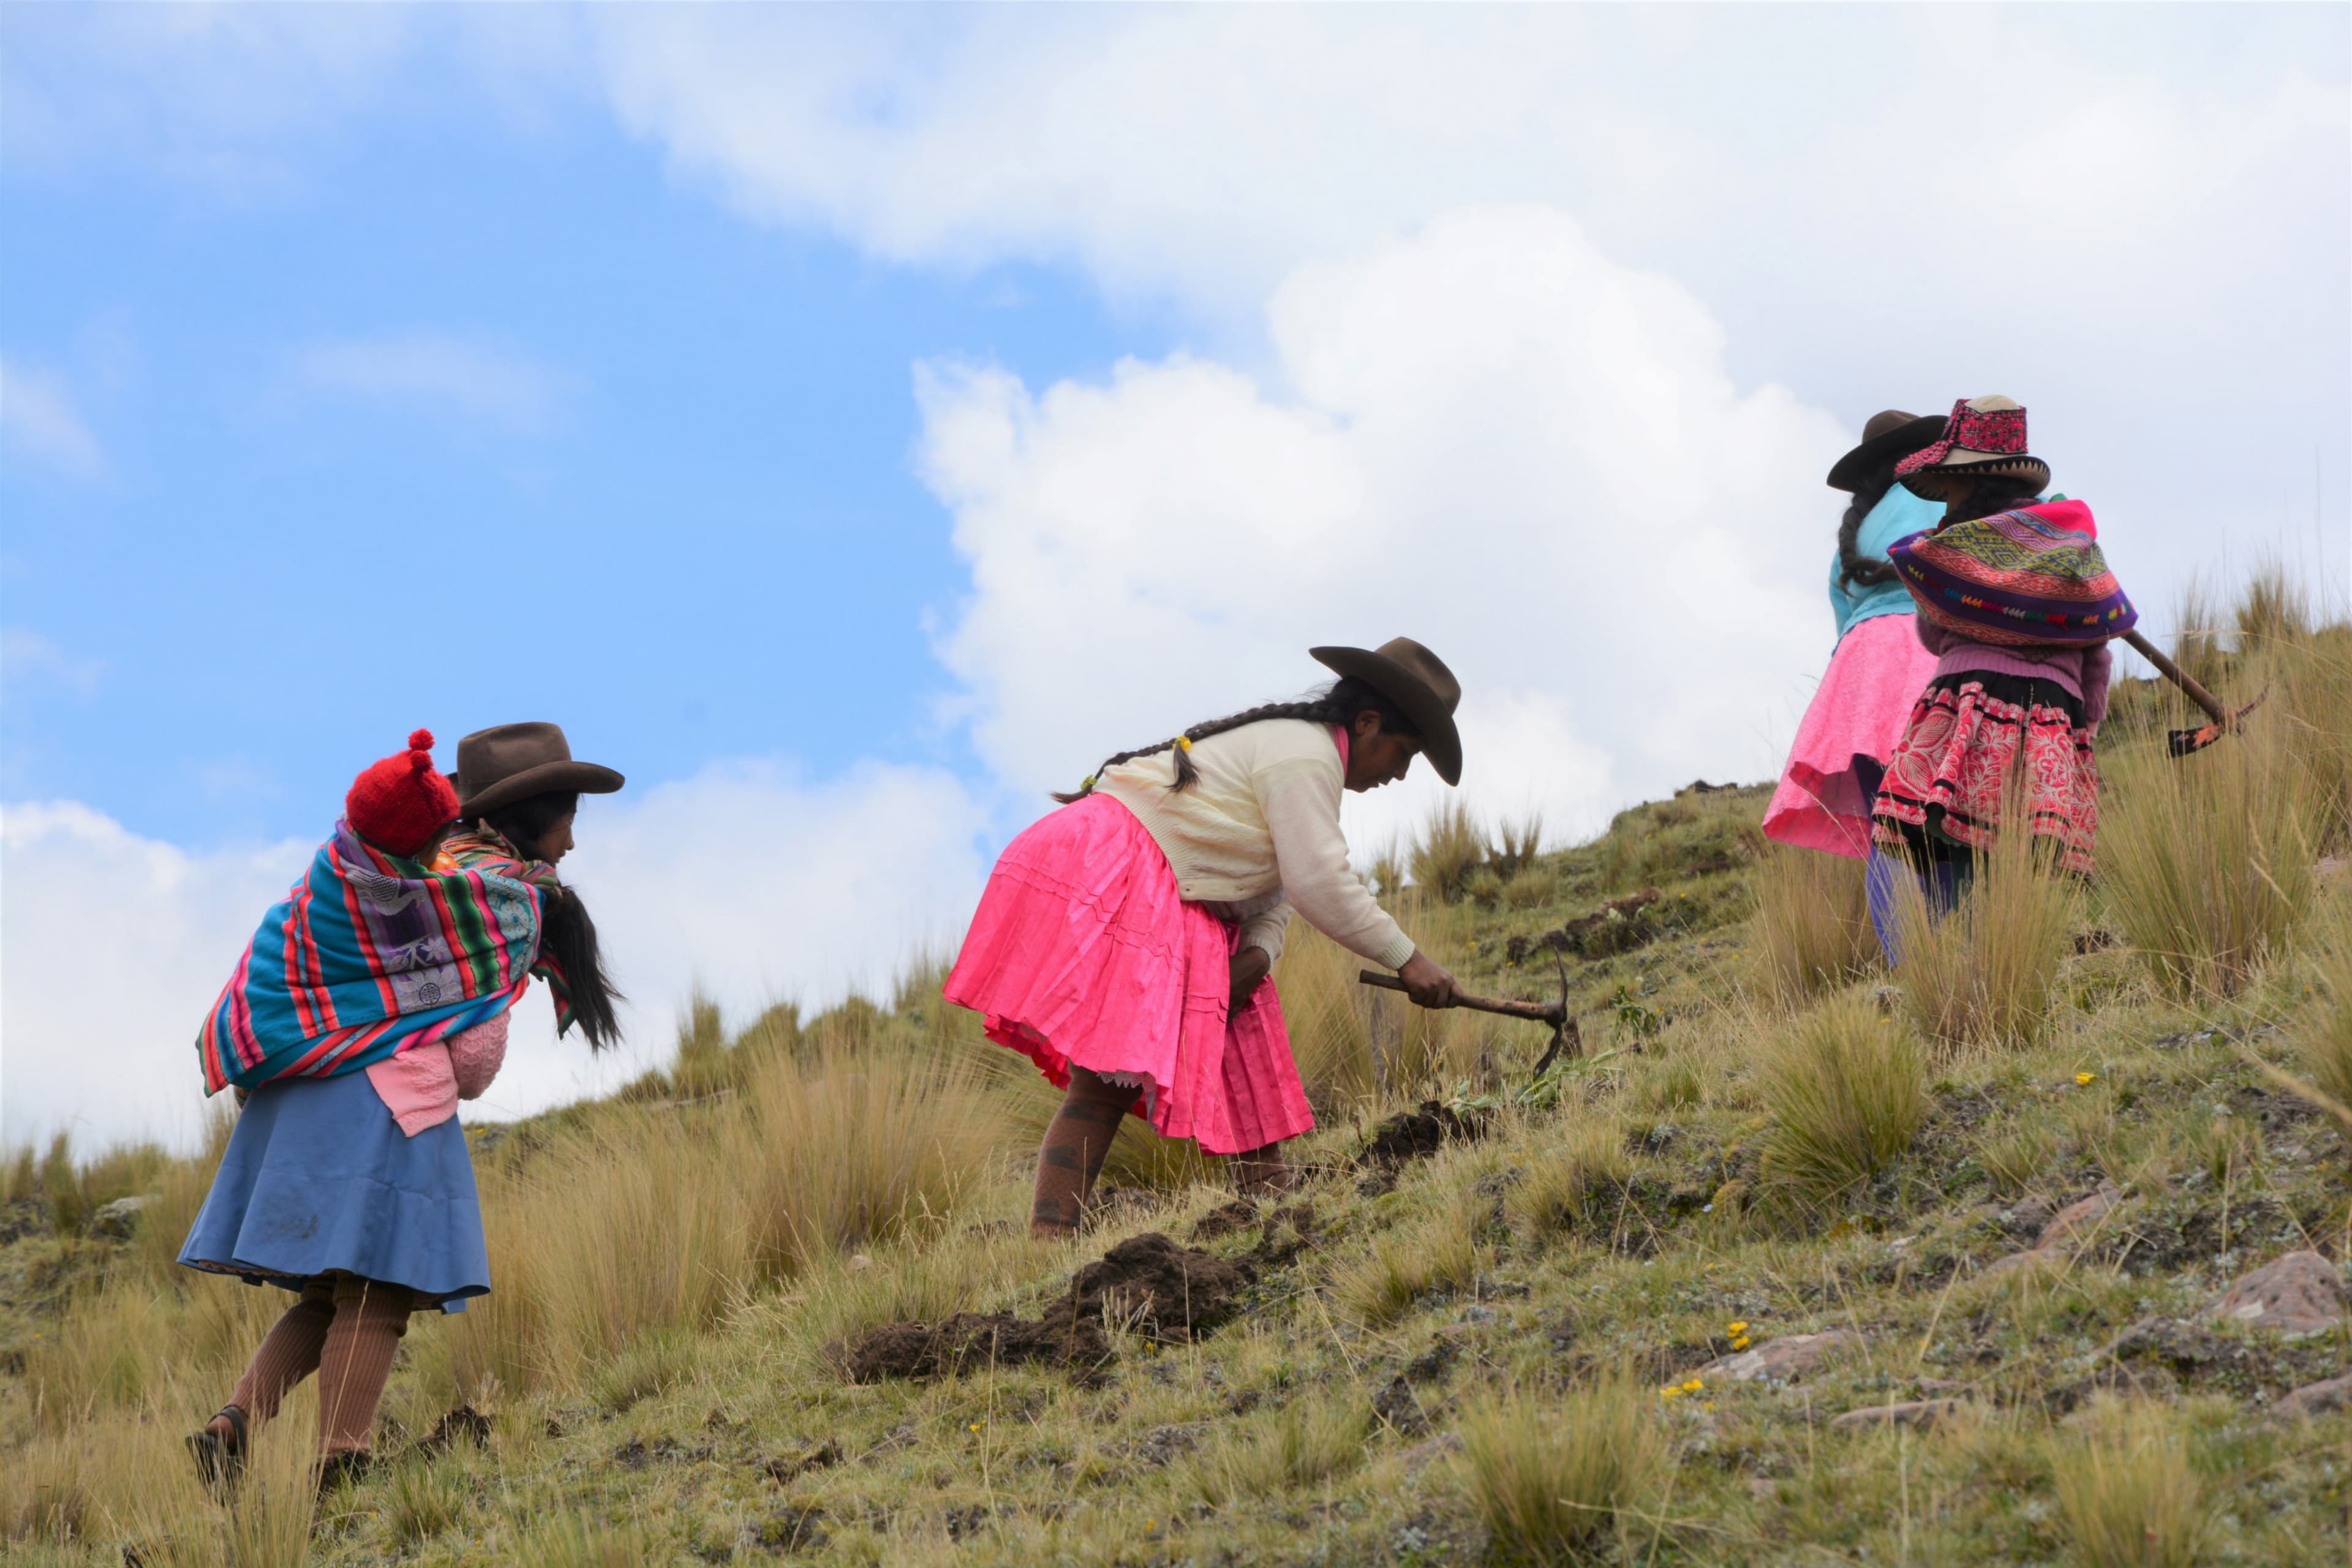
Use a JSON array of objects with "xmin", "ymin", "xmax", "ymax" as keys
[
  {"xmin": 1659, "ymin": 1385, "xmax": 1684, "ymax": 1400},
  {"xmin": 968, "ymin": 1422, "xmax": 983, "ymax": 1432},
  {"xmin": 1732, "ymin": 1335, "xmax": 1751, "ymax": 1351},
  {"xmin": 1726, "ymin": 1321, "xmax": 1748, "ymax": 1335},
  {"xmin": 2075, "ymin": 1071, "xmax": 2097, "ymax": 1086},
  {"xmin": 1682, "ymin": 1377, "xmax": 1705, "ymax": 1392},
  {"xmin": 1702, "ymin": 1401, "xmax": 1716, "ymax": 1411}
]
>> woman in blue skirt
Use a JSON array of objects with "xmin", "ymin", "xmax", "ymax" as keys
[{"xmin": 181, "ymin": 723, "xmax": 623, "ymax": 1491}]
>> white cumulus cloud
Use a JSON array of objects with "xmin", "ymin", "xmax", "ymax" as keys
[
  {"xmin": 923, "ymin": 205, "xmax": 1843, "ymax": 851},
  {"xmin": 2, "ymin": 761, "xmax": 987, "ymax": 1152},
  {"xmin": 0, "ymin": 358, "xmax": 106, "ymax": 480},
  {"xmin": 291, "ymin": 333, "xmax": 568, "ymax": 432}
]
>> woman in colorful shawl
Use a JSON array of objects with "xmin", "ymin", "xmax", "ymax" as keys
[
  {"xmin": 1868, "ymin": 396, "xmax": 2133, "ymax": 954},
  {"xmin": 1762, "ymin": 409, "xmax": 1948, "ymax": 859},
  {"xmin": 182, "ymin": 723, "xmax": 623, "ymax": 1493},
  {"xmin": 946, "ymin": 639, "xmax": 1466, "ymax": 1239}
]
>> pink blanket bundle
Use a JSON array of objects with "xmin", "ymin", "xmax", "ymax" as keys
[{"xmin": 363, "ymin": 1011, "xmax": 511, "ymax": 1137}]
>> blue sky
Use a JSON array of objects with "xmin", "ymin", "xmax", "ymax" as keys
[
  {"xmin": 4, "ymin": 74, "xmax": 1180, "ymax": 844},
  {"xmin": 5, "ymin": 6, "xmax": 2346, "ymax": 1147}
]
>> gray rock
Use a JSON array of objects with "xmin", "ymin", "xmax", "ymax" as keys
[
  {"xmin": 2201, "ymin": 1250, "xmax": 2348, "ymax": 1337},
  {"xmin": 1698, "ymin": 1330, "xmax": 1862, "ymax": 1385},
  {"xmin": 1830, "ymin": 1398, "xmax": 1963, "ymax": 1433},
  {"xmin": 2273, "ymin": 1371, "xmax": 2352, "ymax": 1419},
  {"xmin": 85, "ymin": 1193, "xmax": 162, "ymax": 1241}
]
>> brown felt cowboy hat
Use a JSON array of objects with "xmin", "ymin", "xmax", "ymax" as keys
[
  {"xmin": 1308, "ymin": 638, "xmax": 1464, "ymax": 786},
  {"xmin": 449, "ymin": 722, "xmax": 625, "ymax": 817},
  {"xmin": 1826, "ymin": 409, "xmax": 1949, "ymax": 492}
]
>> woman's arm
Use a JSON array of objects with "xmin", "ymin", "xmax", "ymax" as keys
[{"xmin": 1257, "ymin": 761, "xmax": 1418, "ymax": 970}]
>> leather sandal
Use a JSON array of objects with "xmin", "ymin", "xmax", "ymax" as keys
[{"xmin": 186, "ymin": 1405, "xmax": 248, "ymax": 1497}]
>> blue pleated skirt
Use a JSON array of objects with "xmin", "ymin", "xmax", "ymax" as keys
[{"xmin": 179, "ymin": 1071, "xmax": 490, "ymax": 1313}]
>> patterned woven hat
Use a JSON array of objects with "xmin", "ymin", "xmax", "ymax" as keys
[
  {"xmin": 1888, "ymin": 509, "xmax": 2135, "ymax": 647},
  {"xmin": 1894, "ymin": 394, "xmax": 2051, "ymax": 496}
]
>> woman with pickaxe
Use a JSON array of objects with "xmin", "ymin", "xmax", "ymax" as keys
[{"xmin": 944, "ymin": 639, "xmax": 1468, "ymax": 1236}]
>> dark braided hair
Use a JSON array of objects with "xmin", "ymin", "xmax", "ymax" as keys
[
  {"xmin": 1054, "ymin": 675, "xmax": 1417, "ymax": 804},
  {"xmin": 1834, "ymin": 466, "xmax": 1907, "ymax": 590},
  {"xmin": 463, "ymin": 790, "xmax": 624, "ymax": 1052}
]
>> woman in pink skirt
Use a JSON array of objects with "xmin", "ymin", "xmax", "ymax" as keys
[
  {"xmin": 1763, "ymin": 407, "xmax": 1950, "ymax": 861},
  {"xmin": 945, "ymin": 638, "xmax": 1466, "ymax": 1237}
]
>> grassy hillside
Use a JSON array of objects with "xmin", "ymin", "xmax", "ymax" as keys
[{"xmin": 6, "ymin": 574, "xmax": 2351, "ymax": 1566}]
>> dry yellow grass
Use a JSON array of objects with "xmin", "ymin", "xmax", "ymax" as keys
[
  {"xmin": 1887, "ymin": 802, "xmax": 2076, "ymax": 1057},
  {"xmin": 2101, "ymin": 676, "xmax": 2317, "ymax": 1002},
  {"xmin": 1751, "ymin": 841, "xmax": 1877, "ymax": 1004},
  {"xmin": 1760, "ymin": 992, "xmax": 1925, "ymax": 1204},
  {"xmin": 2052, "ymin": 1400, "xmax": 2206, "ymax": 1568},
  {"xmin": 1457, "ymin": 1376, "xmax": 1663, "ymax": 1566}
]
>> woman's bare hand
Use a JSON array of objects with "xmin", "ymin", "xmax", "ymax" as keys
[
  {"xmin": 1228, "ymin": 945, "xmax": 1273, "ymax": 1015},
  {"xmin": 1398, "ymin": 950, "xmax": 1458, "ymax": 1009}
]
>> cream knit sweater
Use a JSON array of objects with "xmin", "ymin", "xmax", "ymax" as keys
[{"xmin": 1096, "ymin": 719, "xmax": 1417, "ymax": 970}]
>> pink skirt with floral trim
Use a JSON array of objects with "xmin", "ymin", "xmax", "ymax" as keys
[
  {"xmin": 942, "ymin": 793, "xmax": 1313, "ymax": 1156},
  {"xmin": 1871, "ymin": 673, "xmax": 2101, "ymax": 876},
  {"xmin": 1764, "ymin": 614, "xmax": 1943, "ymax": 858}
]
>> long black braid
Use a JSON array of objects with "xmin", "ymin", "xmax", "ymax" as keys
[
  {"xmin": 1053, "ymin": 674, "xmax": 1417, "ymax": 804},
  {"xmin": 1835, "ymin": 468, "xmax": 1905, "ymax": 590}
]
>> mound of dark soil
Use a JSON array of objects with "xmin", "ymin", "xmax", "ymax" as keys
[
  {"xmin": 1362, "ymin": 1101, "xmax": 1487, "ymax": 1169},
  {"xmin": 848, "ymin": 1310, "xmax": 1113, "ymax": 1383},
  {"xmin": 1068, "ymin": 1231, "xmax": 1246, "ymax": 1339},
  {"xmin": 846, "ymin": 1232, "xmax": 1245, "ymax": 1384}
]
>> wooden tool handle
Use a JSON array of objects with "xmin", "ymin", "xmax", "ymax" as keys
[
  {"xmin": 1358, "ymin": 968, "xmax": 1559, "ymax": 1022},
  {"xmin": 2123, "ymin": 628, "xmax": 2230, "ymax": 728}
]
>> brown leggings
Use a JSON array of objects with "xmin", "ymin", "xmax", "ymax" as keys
[
  {"xmin": 1031, "ymin": 1068, "xmax": 1290, "ymax": 1237},
  {"xmin": 224, "ymin": 1274, "xmax": 414, "ymax": 1456}
]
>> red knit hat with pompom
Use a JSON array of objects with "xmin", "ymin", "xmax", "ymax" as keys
[{"xmin": 346, "ymin": 729, "xmax": 461, "ymax": 857}]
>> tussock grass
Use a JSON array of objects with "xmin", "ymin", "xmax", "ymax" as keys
[
  {"xmin": 1458, "ymin": 1377, "xmax": 1662, "ymax": 1566},
  {"xmin": 1752, "ymin": 842, "xmax": 1877, "ymax": 1004},
  {"xmin": 1329, "ymin": 1210, "xmax": 1479, "ymax": 1326},
  {"xmin": 451, "ymin": 1033, "xmax": 1001, "ymax": 1396},
  {"xmin": 1760, "ymin": 993, "xmax": 1924, "ymax": 1204},
  {"xmin": 2102, "ymin": 710, "xmax": 2315, "ymax": 1001},
  {"xmin": 1411, "ymin": 799, "xmax": 1490, "ymax": 903},
  {"xmin": 1189, "ymin": 1393, "xmax": 1370, "ymax": 1501},
  {"xmin": 2052, "ymin": 1400, "xmax": 2206, "ymax": 1568},
  {"xmin": 519, "ymin": 1510, "xmax": 658, "ymax": 1566},
  {"xmin": 1889, "ymin": 813, "xmax": 2075, "ymax": 1056},
  {"xmin": 1510, "ymin": 1120, "xmax": 1632, "ymax": 1235},
  {"xmin": 2294, "ymin": 904, "xmax": 2352, "ymax": 1115}
]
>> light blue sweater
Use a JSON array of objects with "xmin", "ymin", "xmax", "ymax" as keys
[{"xmin": 1827, "ymin": 481, "xmax": 1944, "ymax": 641}]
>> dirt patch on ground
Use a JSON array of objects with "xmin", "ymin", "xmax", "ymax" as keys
[
  {"xmin": 1362, "ymin": 1102, "xmax": 1487, "ymax": 1169},
  {"xmin": 848, "ymin": 1311, "xmax": 1114, "ymax": 1383},
  {"xmin": 1069, "ymin": 1231, "xmax": 1247, "ymax": 1339},
  {"xmin": 846, "ymin": 1232, "xmax": 1246, "ymax": 1384}
]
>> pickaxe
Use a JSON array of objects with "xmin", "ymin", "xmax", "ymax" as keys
[
  {"xmin": 2119, "ymin": 628, "xmax": 2266, "ymax": 758},
  {"xmin": 1357, "ymin": 954, "xmax": 1581, "ymax": 1079}
]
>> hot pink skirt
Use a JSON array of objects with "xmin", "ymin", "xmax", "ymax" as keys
[
  {"xmin": 1763, "ymin": 613, "xmax": 1943, "ymax": 858},
  {"xmin": 943, "ymin": 793, "xmax": 1313, "ymax": 1156}
]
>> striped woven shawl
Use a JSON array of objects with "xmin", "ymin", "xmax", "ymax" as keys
[
  {"xmin": 1888, "ymin": 507, "xmax": 2136, "ymax": 649},
  {"xmin": 196, "ymin": 821, "xmax": 545, "ymax": 1094}
]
